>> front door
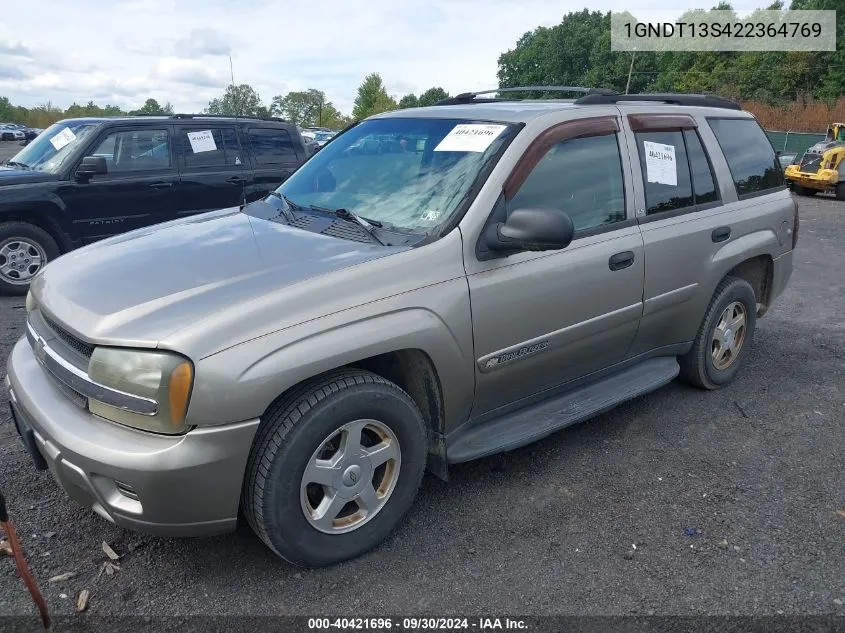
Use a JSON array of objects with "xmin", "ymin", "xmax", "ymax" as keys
[
  {"xmin": 59, "ymin": 126, "xmax": 177, "ymax": 243},
  {"xmin": 243, "ymin": 126, "xmax": 303, "ymax": 202},
  {"xmin": 465, "ymin": 116, "xmax": 646, "ymax": 416}
]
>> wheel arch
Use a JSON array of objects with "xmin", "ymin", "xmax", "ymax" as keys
[{"xmin": 0, "ymin": 201, "xmax": 74, "ymax": 253}]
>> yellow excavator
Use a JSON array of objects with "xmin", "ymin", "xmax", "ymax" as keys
[{"xmin": 784, "ymin": 122, "xmax": 845, "ymax": 200}]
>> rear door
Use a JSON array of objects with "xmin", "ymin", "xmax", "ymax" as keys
[
  {"xmin": 58, "ymin": 125, "xmax": 178, "ymax": 243},
  {"xmin": 244, "ymin": 126, "xmax": 302, "ymax": 201},
  {"xmin": 173, "ymin": 125, "xmax": 247, "ymax": 219}
]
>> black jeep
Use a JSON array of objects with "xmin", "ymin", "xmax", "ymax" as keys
[{"xmin": 0, "ymin": 114, "xmax": 310, "ymax": 294}]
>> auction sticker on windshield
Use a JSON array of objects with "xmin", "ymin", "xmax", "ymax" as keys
[
  {"xmin": 49, "ymin": 128, "xmax": 77, "ymax": 151},
  {"xmin": 187, "ymin": 130, "xmax": 217, "ymax": 154},
  {"xmin": 434, "ymin": 124, "xmax": 507, "ymax": 153}
]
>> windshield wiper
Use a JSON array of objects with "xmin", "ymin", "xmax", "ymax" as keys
[
  {"xmin": 310, "ymin": 205, "xmax": 387, "ymax": 246},
  {"xmin": 4, "ymin": 160, "xmax": 30, "ymax": 170},
  {"xmin": 265, "ymin": 191, "xmax": 299, "ymax": 224}
]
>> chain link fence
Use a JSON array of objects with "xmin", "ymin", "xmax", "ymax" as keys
[{"xmin": 766, "ymin": 130, "xmax": 826, "ymax": 157}]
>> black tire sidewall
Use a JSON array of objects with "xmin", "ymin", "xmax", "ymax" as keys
[
  {"xmin": 702, "ymin": 280, "xmax": 757, "ymax": 387},
  {"xmin": 259, "ymin": 385, "xmax": 426, "ymax": 566},
  {"xmin": 0, "ymin": 222, "xmax": 60, "ymax": 295}
]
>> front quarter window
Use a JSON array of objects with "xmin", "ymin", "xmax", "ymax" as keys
[
  {"xmin": 274, "ymin": 117, "xmax": 515, "ymax": 232},
  {"xmin": 9, "ymin": 121, "xmax": 99, "ymax": 174}
]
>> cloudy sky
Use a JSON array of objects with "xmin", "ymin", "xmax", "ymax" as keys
[{"xmin": 0, "ymin": 0, "xmax": 755, "ymax": 116}]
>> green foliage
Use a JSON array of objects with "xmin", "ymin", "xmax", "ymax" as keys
[
  {"xmin": 130, "ymin": 98, "xmax": 174, "ymax": 116},
  {"xmin": 352, "ymin": 73, "xmax": 397, "ymax": 120},
  {"xmin": 497, "ymin": 3, "xmax": 845, "ymax": 103},
  {"xmin": 205, "ymin": 84, "xmax": 268, "ymax": 117},
  {"xmin": 417, "ymin": 87, "xmax": 450, "ymax": 106},
  {"xmin": 398, "ymin": 94, "xmax": 419, "ymax": 109}
]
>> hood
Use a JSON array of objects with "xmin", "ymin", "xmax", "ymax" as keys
[
  {"xmin": 0, "ymin": 166, "xmax": 58, "ymax": 185},
  {"xmin": 31, "ymin": 205, "xmax": 409, "ymax": 350}
]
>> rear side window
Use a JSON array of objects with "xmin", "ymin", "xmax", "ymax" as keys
[
  {"xmin": 248, "ymin": 128, "xmax": 297, "ymax": 165},
  {"xmin": 635, "ymin": 129, "xmax": 720, "ymax": 215},
  {"xmin": 707, "ymin": 118, "xmax": 783, "ymax": 197},
  {"xmin": 180, "ymin": 128, "xmax": 242, "ymax": 169}
]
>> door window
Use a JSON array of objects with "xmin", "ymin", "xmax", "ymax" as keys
[
  {"xmin": 248, "ymin": 128, "xmax": 297, "ymax": 165},
  {"xmin": 509, "ymin": 132, "xmax": 626, "ymax": 232},
  {"xmin": 90, "ymin": 129, "xmax": 171, "ymax": 173},
  {"xmin": 179, "ymin": 128, "xmax": 242, "ymax": 169}
]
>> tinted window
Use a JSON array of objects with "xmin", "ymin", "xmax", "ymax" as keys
[
  {"xmin": 708, "ymin": 118, "xmax": 783, "ymax": 196},
  {"xmin": 685, "ymin": 129, "xmax": 719, "ymax": 205},
  {"xmin": 510, "ymin": 133, "xmax": 626, "ymax": 232},
  {"xmin": 180, "ymin": 128, "xmax": 242, "ymax": 169},
  {"xmin": 248, "ymin": 128, "xmax": 297, "ymax": 165},
  {"xmin": 635, "ymin": 130, "xmax": 694, "ymax": 215},
  {"xmin": 91, "ymin": 129, "xmax": 171, "ymax": 173}
]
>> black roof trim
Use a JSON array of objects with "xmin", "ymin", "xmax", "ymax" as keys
[
  {"xmin": 165, "ymin": 113, "xmax": 289, "ymax": 122},
  {"xmin": 435, "ymin": 86, "xmax": 617, "ymax": 106},
  {"xmin": 574, "ymin": 93, "xmax": 742, "ymax": 110}
]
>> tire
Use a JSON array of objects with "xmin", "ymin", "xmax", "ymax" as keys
[
  {"xmin": 242, "ymin": 369, "xmax": 427, "ymax": 567},
  {"xmin": 679, "ymin": 276, "xmax": 757, "ymax": 390},
  {"xmin": 835, "ymin": 182, "xmax": 845, "ymax": 201},
  {"xmin": 793, "ymin": 185, "xmax": 817, "ymax": 197},
  {"xmin": 0, "ymin": 222, "xmax": 60, "ymax": 295}
]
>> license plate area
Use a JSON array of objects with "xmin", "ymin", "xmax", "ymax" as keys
[{"xmin": 9, "ymin": 402, "xmax": 49, "ymax": 471}]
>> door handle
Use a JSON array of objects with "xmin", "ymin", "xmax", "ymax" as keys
[
  {"xmin": 227, "ymin": 176, "xmax": 246, "ymax": 184},
  {"xmin": 711, "ymin": 226, "xmax": 731, "ymax": 243},
  {"xmin": 148, "ymin": 181, "xmax": 173, "ymax": 189},
  {"xmin": 608, "ymin": 251, "xmax": 635, "ymax": 271}
]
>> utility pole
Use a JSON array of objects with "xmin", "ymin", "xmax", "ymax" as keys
[{"xmin": 626, "ymin": 49, "xmax": 636, "ymax": 95}]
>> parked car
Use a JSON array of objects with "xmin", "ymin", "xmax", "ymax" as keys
[
  {"xmin": 313, "ymin": 130, "xmax": 337, "ymax": 147},
  {"xmin": 7, "ymin": 90, "xmax": 796, "ymax": 567},
  {"xmin": 0, "ymin": 114, "xmax": 310, "ymax": 293},
  {"xmin": 0, "ymin": 124, "xmax": 25, "ymax": 141}
]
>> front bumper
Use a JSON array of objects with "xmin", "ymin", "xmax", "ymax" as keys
[
  {"xmin": 5, "ymin": 337, "xmax": 260, "ymax": 537},
  {"xmin": 784, "ymin": 167, "xmax": 838, "ymax": 190}
]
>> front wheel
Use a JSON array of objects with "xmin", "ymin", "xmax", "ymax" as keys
[
  {"xmin": 242, "ymin": 369, "xmax": 427, "ymax": 567},
  {"xmin": 679, "ymin": 276, "xmax": 757, "ymax": 390},
  {"xmin": 0, "ymin": 222, "xmax": 60, "ymax": 295}
]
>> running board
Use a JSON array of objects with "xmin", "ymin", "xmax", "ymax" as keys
[{"xmin": 446, "ymin": 357, "xmax": 680, "ymax": 464}]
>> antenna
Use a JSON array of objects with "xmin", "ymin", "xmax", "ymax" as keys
[{"xmin": 228, "ymin": 55, "xmax": 241, "ymax": 116}]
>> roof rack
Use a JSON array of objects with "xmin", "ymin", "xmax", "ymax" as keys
[
  {"xmin": 167, "ymin": 113, "xmax": 289, "ymax": 122},
  {"xmin": 435, "ymin": 86, "xmax": 617, "ymax": 106},
  {"xmin": 573, "ymin": 93, "xmax": 742, "ymax": 110}
]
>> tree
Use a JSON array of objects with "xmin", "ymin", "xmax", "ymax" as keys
[
  {"xmin": 206, "ymin": 84, "xmax": 268, "ymax": 117},
  {"xmin": 398, "ymin": 94, "xmax": 419, "ymax": 109},
  {"xmin": 131, "ymin": 98, "xmax": 174, "ymax": 116},
  {"xmin": 417, "ymin": 87, "xmax": 450, "ymax": 106},
  {"xmin": 352, "ymin": 73, "xmax": 397, "ymax": 120},
  {"xmin": 271, "ymin": 89, "xmax": 326, "ymax": 126}
]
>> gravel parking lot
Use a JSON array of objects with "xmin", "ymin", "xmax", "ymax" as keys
[
  {"xmin": 0, "ymin": 184, "xmax": 843, "ymax": 623},
  {"xmin": 0, "ymin": 140, "xmax": 23, "ymax": 163}
]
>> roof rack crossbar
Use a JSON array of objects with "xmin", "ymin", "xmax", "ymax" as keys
[
  {"xmin": 435, "ymin": 86, "xmax": 617, "ymax": 106},
  {"xmin": 573, "ymin": 93, "xmax": 742, "ymax": 110},
  {"xmin": 168, "ymin": 113, "xmax": 289, "ymax": 122}
]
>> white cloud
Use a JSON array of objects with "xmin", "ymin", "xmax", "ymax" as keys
[{"xmin": 0, "ymin": 0, "xmax": 712, "ymax": 115}]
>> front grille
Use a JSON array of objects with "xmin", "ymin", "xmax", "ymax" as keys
[
  {"xmin": 42, "ymin": 315, "xmax": 95, "ymax": 359},
  {"xmin": 799, "ymin": 154, "xmax": 823, "ymax": 174},
  {"xmin": 47, "ymin": 372, "xmax": 88, "ymax": 409}
]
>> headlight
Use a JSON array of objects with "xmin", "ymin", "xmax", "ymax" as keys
[
  {"xmin": 87, "ymin": 347, "xmax": 194, "ymax": 434},
  {"xmin": 25, "ymin": 290, "xmax": 35, "ymax": 313}
]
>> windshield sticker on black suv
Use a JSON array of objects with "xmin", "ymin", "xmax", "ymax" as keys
[
  {"xmin": 49, "ymin": 128, "xmax": 76, "ymax": 151},
  {"xmin": 434, "ymin": 124, "xmax": 507, "ymax": 153},
  {"xmin": 644, "ymin": 141, "xmax": 677, "ymax": 186},
  {"xmin": 187, "ymin": 130, "xmax": 217, "ymax": 153}
]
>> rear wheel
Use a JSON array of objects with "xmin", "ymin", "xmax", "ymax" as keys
[
  {"xmin": 835, "ymin": 182, "xmax": 845, "ymax": 201},
  {"xmin": 0, "ymin": 222, "xmax": 60, "ymax": 295},
  {"xmin": 679, "ymin": 277, "xmax": 757, "ymax": 390},
  {"xmin": 242, "ymin": 369, "xmax": 427, "ymax": 567}
]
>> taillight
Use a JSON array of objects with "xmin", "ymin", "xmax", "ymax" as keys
[{"xmin": 792, "ymin": 198, "xmax": 799, "ymax": 249}]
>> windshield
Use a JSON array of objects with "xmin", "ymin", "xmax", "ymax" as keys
[
  {"xmin": 274, "ymin": 117, "xmax": 514, "ymax": 232},
  {"xmin": 9, "ymin": 120, "xmax": 99, "ymax": 173}
]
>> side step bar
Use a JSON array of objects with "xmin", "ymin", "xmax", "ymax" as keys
[{"xmin": 446, "ymin": 357, "xmax": 680, "ymax": 464}]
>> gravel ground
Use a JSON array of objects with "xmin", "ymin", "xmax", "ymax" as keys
[
  {"xmin": 0, "ymin": 194, "xmax": 843, "ymax": 626},
  {"xmin": 0, "ymin": 141, "xmax": 24, "ymax": 163}
]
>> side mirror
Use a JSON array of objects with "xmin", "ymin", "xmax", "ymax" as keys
[
  {"xmin": 485, "ymin": 207, "xmax": 574, "ymax": 254},
  {"xmin": 76, "ymin": 156, "xmax": 107, "ymax": 178}
]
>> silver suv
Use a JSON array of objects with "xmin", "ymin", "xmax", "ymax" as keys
[{"xmin": 5, "ymin": 89, "xmax": 797, "ymax": 567}]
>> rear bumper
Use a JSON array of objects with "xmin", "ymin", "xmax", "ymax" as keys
[
  {"xmin": 5, "ymin": 337, "xmax": 260, "ymax": 537},
  {"xmin": 769, "ymin": 249, "xmax": 794, "ymax": 309}
]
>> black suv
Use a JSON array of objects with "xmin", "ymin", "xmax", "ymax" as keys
[{"xmin": 0, "ymin": 114, "xmax": 310, "ymax": 294}]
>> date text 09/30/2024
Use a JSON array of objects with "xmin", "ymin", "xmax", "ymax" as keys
[{"xmin": 308, "ymin": 618, "xmax": 529, "ymax": 631}]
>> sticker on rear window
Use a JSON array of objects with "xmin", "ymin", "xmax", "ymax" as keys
[
  {"xmin": 433, "ymin": 124, "xmax": 507, "ymax": 153},
  {"xmin": 187, "ymin": 130, "xmax": 217, "ymax": 153},
  {"xmin": 643, "ymin": 141, "xmax": 677, "ymax": 186},
  {"xmin": 49, "ymin": 127, "xmax": 77, "ymax": 151}
]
